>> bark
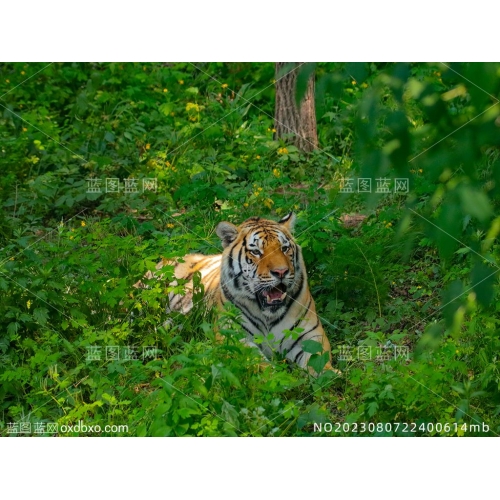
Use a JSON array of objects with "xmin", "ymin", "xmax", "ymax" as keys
[{"xmin": 274, "ymin": 62, "xmax": 318, "ymax": 152}]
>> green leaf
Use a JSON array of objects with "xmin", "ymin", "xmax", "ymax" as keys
[
  {"xmin": 159, "ymin": 102, "xmax": 174, "ymax": 116},
  {"xmin": 7, "ymin": 322, "xmax": 20, "ymax": 335},
  {"xmin": 221, "ymin": 400, "xmax": 239, "ymax": 429},
  {"xmin": 302, "ymin": 339, "xmax": 324, "ymax": 354},
  {"xmin": 471, "ymin": 262, "xmax": 497, "ymax": 306},
  {"xmin": 459, "ymin": 186, "xmax": 492, "ymax": 222},
  {"xmin": 104, "ymin": 131, "xmax": 115, "ymax": 142},
  {"xmin": 367, "ymin": 401, "xmax": 379, "ymax": 417},
  {"xmin": 307, "ymin": 352, "xmax": 330, "ymax": 373},
  {"xmin": 33, "ymin": 307, "xmax": 49, "ymax": 325}
]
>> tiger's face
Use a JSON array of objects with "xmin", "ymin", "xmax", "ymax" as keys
[{"xmin": 216, "ymin": 213, "xmax": 303, "ymax": 312}]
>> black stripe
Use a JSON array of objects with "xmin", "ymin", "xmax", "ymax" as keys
[
  {"xmin": 278, "ymin": 296, "xmax": 312, "ymax": 348},
  {"xmin": 238, "ymin": 247, "xmax": 243, "ymax": 267},
  {"xmin": 269, "ymin": 300, "xmax": 293, "ymax": 328},
  {"xmin": 170, "ymin": 295, "xmax": 181, "ymax": 306},
  {"xmin": 238, "ymin": 236, "xmax": 246, "ymax": 266},
  {"xmin": 272, "ymin": 293, "xmax": 311, "ymax": 329},
  {"xmin": 228, "ymin": 246, "xmax": 236, "ymax": 276},
  {"xmin": 278, "ymin": 334, "xmax": 287, "ymax": 350},
  {"xmin": 241, "ymin": 323, "xmax": 254, "ymax": 337},
  {"xmin": 270, "ymin": 310, "xmax": 288, "ymax": 328},
  {"xmin": 293, "ymin": 246, "xmax": 298, "ymax": 268},
  {"xmin": 287, "ymin": 319, "xmax": 320, "ymax": 354},
  {"xmin": 221, "ymin": 283, "xmax": 266, "ymax": 332},
  {"xmin": 293, "ymin": 350, "xmax": 306, "ymax": 364}
]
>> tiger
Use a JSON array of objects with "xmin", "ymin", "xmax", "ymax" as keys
[{"xmin": 137, "ymin": 213, "xmax": 334, "ymax": 374}]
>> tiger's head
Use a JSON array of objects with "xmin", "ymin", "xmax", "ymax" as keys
[{"xmin": 216, "ymin": 213, "xmax": 305, "ymax": 314}]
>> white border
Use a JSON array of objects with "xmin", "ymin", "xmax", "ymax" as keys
[
  {"xmin": 1, "ymin": 1, "xmax": 498, "ymax": 61},
  {"xmin": 2, "ymin": 438, "xmax": 498, "ymax": 497}
]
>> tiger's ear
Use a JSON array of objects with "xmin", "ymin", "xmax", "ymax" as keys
[
  {"xmin": 216, "ymin": 221, "xmax": 239, "ymax": 248},
  {"xmin": 278, "ymin": 212, "xmax": 296, "ymax": 233}
]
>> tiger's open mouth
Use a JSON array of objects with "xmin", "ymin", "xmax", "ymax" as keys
[{"xmin": 258, "ymin": 283, "xmax": 287, "ymax": 307}]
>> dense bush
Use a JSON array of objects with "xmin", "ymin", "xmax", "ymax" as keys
[{"xmin": 0, "ymin": 62, "xmax": 499, "ymax": 436}]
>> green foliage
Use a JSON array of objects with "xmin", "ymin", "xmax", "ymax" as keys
[{"xmin": 0, "ymin": 62, "xmax": 499, "ymax": 436}]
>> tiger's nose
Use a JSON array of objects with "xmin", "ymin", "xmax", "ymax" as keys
[{"xmin": 270, "ymin": 267, "xmax": 289, "ymax": 279}]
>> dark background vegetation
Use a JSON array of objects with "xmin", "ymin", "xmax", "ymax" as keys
[{"xmin": 0, "ymin": 62, "xmax": 499, "ymax": 436}]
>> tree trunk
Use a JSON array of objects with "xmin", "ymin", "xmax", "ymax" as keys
[{"xmin": 274, "ymin": 62, "xmax": 318, "ymax": 153}]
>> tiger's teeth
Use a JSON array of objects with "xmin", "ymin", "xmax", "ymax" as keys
[{"xmin": 265, "ymin": 292, "xmax": 287, "ymax": 304}]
